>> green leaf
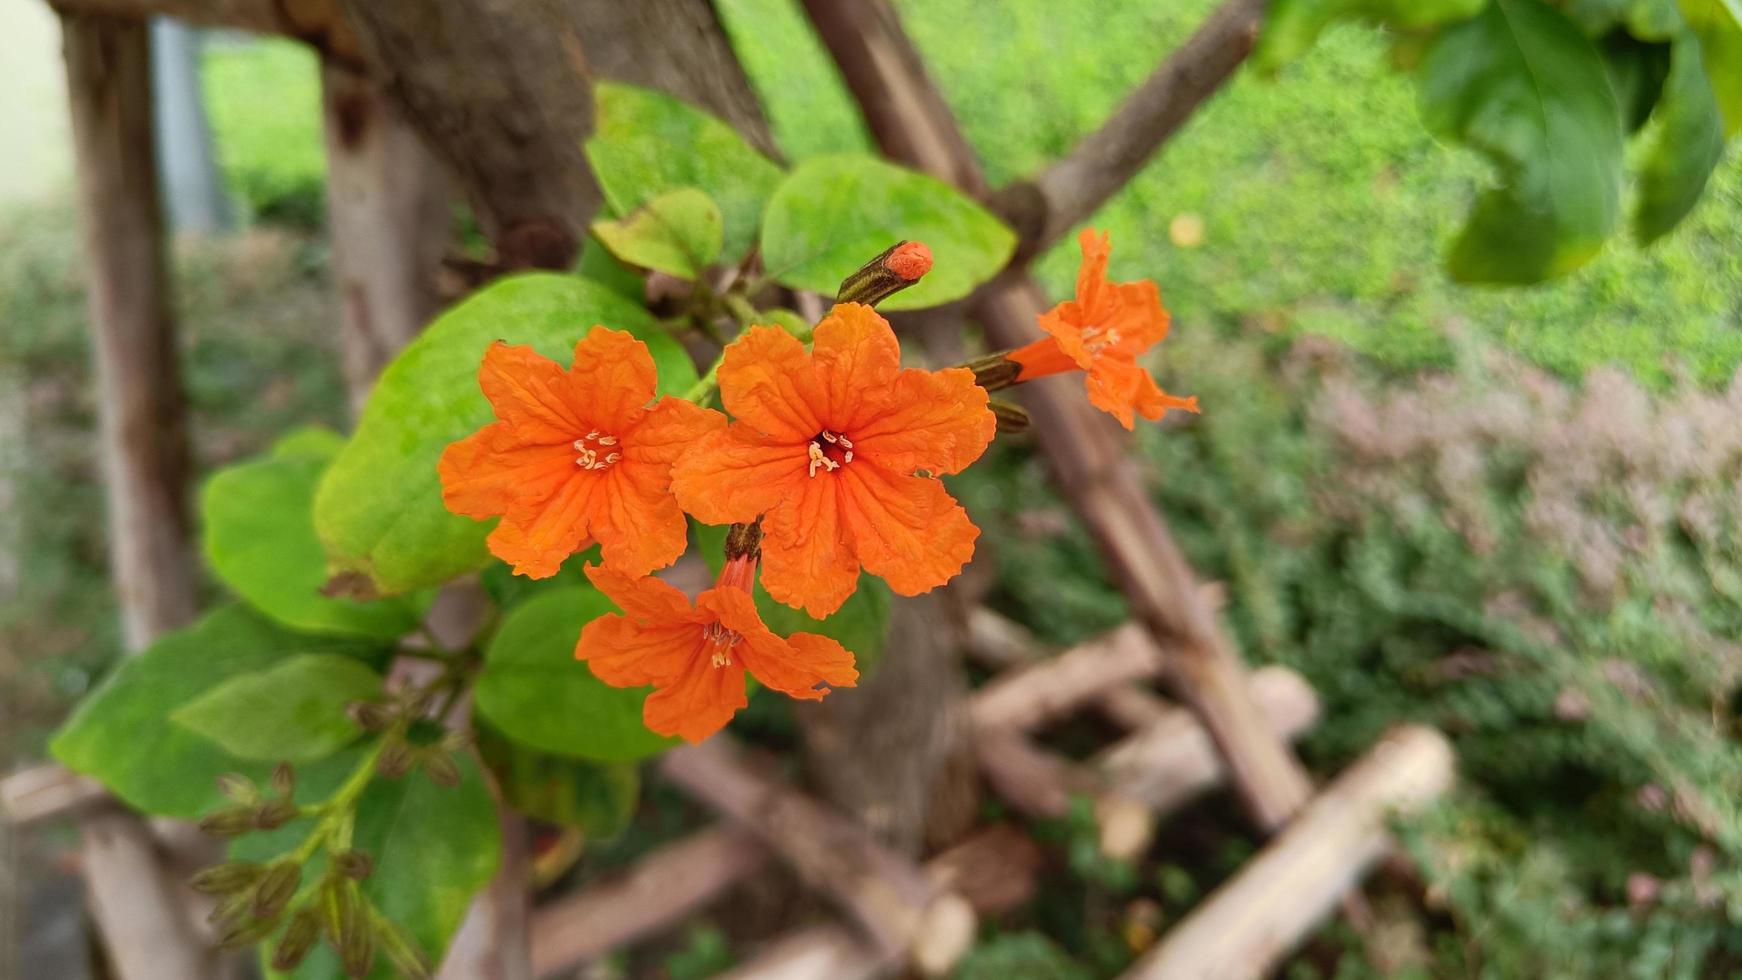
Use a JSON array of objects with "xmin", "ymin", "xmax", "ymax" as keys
[
  {"xmin": 1635, "ymin": 36, "xmax": 1727, "ymax": 240},
  {"xmin": 1601, "ymin": 34, "xmax": 1673, "ymax": 132},
  {"xmin": 477, "ymin": 722, "xmax": 638, "ymax": 837},
  {"xmin": 585, "ymin": 81, "xmax": 782, "ymax": 265},
  {"xmin": 475, "ymin": 587, "xmax": 676, "ymax": 762},
  {"xmin": 759, "ymin": 155, "xmax": 1017, "ymax": 311},
  {"xmin": 1568, "ymin": 0, "xmax": 1685, "ymax": 38},
  {"xmin": 245, "ymin": 748, "xmax": 500, "ymax": 980},
  {"xmin": 576, "ymin": 233, "xmax": 646, "ymax": 300},
  {"xmin": 171, "ymin": 654, "xmax": 383, "ymax": 763},
  {"xmin": 1679, "ymin": 0, "xmax": 1742, "ymax": 133},
  {"xmin": 592, "ymin": 187, "xmax": 724, "ymax": 280},
  {"xmin": 51, "ymin": 606, "xmax": 386, "ymax": 818},
  {"xmin": 203, "ymin": 429, "xmax": 423, "ymax": 639},
  {"xmin": 1416, "ymin": 0, "xmax": 1625, "ymax": 283},
  {"xmin": 313, "ymin": 274, "xmax": 696, "ymax": 596},
  {"xmin": 1255, "ymin": 0, "xmax": 1489, "ymax": 72}
]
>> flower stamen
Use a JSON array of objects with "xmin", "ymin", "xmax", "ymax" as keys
[
  {"xmin": 808, "ymin": 431, "xmax": 852, "ymax": 477},
  {"xmin": 573, "ymin": 431, "xmax": 622, "ymax": 470},
  {"xmin": 701, "ymin": 620, "xmax": 743, "ymax": 667}
]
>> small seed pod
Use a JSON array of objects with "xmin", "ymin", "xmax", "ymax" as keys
[
  {"xmin": 271, "ymin": 908, "xmax": 322, "ymax": 972},
  {"xmin": 347, "ymin": 700, "xmax": 394, "ymax": 731},
  {"xmin": 270, "ymin": 762, "xmax": 296, "ymax": 797},
  {"xmin": 199, "ymin": 805, "xmax": 259, "ymax": 839},
  {"xmin": 216, "ymin": 910, "xmax": 279, "ymax": 950},
  {"xmin": 216, "ymin": 773, "xmax": 259, "ymax": 805},
  {"xmin": 189, "ymin": 860, "xmax": 264, "ymax": 896},
  {"xmin": 254, "ymin": 797, "xmax": 300, "ymax": 831},
  {"xmin": 251, "ymin": 862, "xmax": 301, "ymax": 921},
  {"xmin": 421, "ymin": 751, "xmax": 462, "ymax": 788},
  {"xmin": 376, "ymin": 915, "xmax": 431, "ymax": 980},
  {"xmin": 438, "ymin": 729, "xmax": 473, "ymax": 753},
  {"xmin": 333, "ymin": 849, "xmax": 374, "ymax": 881},
  {"xmin": 337, "ymin": 885, "xmax": 375, "ymax": 979},
  {"xmin": 376, "ymin": 739, "xmax": 415, "ymax": 779}
]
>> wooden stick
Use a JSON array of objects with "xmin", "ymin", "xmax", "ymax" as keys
[
  {"xmin": 1121, "ymin": 726, "xmax": 1456, "ymax": 980},
  {"xmin": 799, "ymin": 0, "xmax": 1315, "ymax": 834},
  {"xmin": 319, "ymin": 58, "xmax": 449, "ymax": 417},
  {"xmin": 968, "ymin": 623, "xmax": 1158, "ymax": 732},
  {"xmin": 0, "ymin": 764, "xmax": 106, "ymax": 829},
  {"xmin": 529, "ymin": 827, "xmax": 771, "ymax": 978},
  {"xmin": 659, "ymin": 740, "xmax": 974, "ymax": 971}
]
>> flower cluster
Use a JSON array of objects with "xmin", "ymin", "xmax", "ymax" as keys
[{"xmin": 439, "ymin": 230, "xmax": 1190, "ymax": 743}]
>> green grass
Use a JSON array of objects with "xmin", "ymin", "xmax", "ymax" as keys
[{"xmin": 202, "ymin": 37, "xmax": 325, "ymax": 228}]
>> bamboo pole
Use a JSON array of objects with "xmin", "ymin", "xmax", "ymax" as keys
[{"xmin": 1121, "ymin": 726, "xmax": 1455, "ymax": 980}]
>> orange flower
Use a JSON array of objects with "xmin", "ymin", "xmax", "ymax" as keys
[
  {"xmin": 1009, "ymin": 228, "xmax": 1198, "ymax": 429},
  {"xmin": 671, "ymin": 304, "xmax": 995, "ymax": 617},
  {"xmin": 439, "ymin": 328, "xmax": 723, "ymax": 579},
  {"xmin": 575, "ymin": 560, "xmax": 857, "ymax": 743}
]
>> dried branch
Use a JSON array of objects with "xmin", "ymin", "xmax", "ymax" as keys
[{"xmin": 799, "ymin": 0, "xmax": 1316, "ymax": 833}]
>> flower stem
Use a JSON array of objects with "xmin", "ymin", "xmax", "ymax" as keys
[{"xmin": 289, "ymin": 736, "xmax": 389, "ymax": 865}]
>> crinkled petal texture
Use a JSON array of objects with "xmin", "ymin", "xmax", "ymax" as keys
[
  {"xmin": 438, "ymin": 329, "xmax": 723, "ymax": 578},
  {"xmin": 575, "ymin": 565, "xmax": 855, "ymax": 743},
  {"xmin": 1025, "ymin": 228, "xmax": 1198, "ymax": 430},
  {"xmin": 672, "ymin": 305, "xmax": 995, "ymax": 617}
]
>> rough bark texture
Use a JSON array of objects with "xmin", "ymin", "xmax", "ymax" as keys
[
  {"xmin": 60, "ymin": 14, "xmax": 217, "ymax": 979},
  {"xmin": 334, "ymin": 0, "xmax": 772, "ymax": 270},
  {"xmin": 320, "ymin": 59, "xmax": 450, "ymax": 413},
  {"xmin": 800, "ymin": 0, "xmax": 1317, "ymax": 833}
]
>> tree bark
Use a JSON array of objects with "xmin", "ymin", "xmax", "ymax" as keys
[
  {"xmin": 334, "ymin": 0, "xmax": 772, "ymax": 270},
  {"xmin": 799, "ymin": 0, "xmax": 1317, "ymax": 833},
  {"xmin": 60, "ymin": 12, "xmax": 218, "ymax": 979},
  {"xmin": 319, "ymin": 58, "xmax": 450, "ymax": 412}
]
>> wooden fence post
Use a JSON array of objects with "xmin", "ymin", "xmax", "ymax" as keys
[{"xmin": 60, "ymin": 10, "xmax": 219, "ymax": 978}]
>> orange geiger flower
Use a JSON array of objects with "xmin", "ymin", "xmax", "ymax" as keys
[
  {"xmin": 439, "ymin": 327, "xmax": 723, "ymax": 578},
  {"xmin": 1009, "ymin": 228, "xmax": 1198, "ymax": 429},
  {"xmin": 671, "ymin": 304, "xmax": 996, "ymax": 617},
  {"xmin": 575, "ymin": 558, "xmax": 857, "ymax": 743}
]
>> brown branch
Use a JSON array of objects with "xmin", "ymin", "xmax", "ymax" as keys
[
  {"xmin": 1012, "ymin": 0, "xmax": 1266, "ymax": 257},
  {"xmin": 47, "ymin": 0, "xmax": 362, "ymax": 64},
  {"xmin": 1120, "ymin": 726, "xmax": 1455, "ymax": 980},
  {"xmin": 799, "ymin": 0, "xmax": 1315, "ymax": 834}
]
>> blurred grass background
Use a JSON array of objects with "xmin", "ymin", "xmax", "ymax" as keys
[{"xmin": 5, "ymin": 0, "xmax": 1742, "ymax": 975}]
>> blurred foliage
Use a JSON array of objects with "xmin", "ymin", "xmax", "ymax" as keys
[{"xmin": 202, "ymin": 37, "xmax": 326, "ymax": 229}]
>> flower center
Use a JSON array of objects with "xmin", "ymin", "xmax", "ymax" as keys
[
  {"xmin": 701, "ymin": 620, "xmax": 743, "ymax": 667},
  {"xmin": 1080, "ymin": 324, "xmax": 1123, "ymax": 355},
  {"xmin": 572, "ymin": 430, "xmax": 622, "ymax": 471},
  {"xmin": 807, "ymin": 430, "xmax": 854, "ymax": 478}
]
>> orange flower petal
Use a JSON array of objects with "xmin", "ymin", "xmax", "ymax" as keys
[
  {"xmin": 761, "ymin": 475, "xmax": 861, "ymax": 617},
  {"xmin": 1074, "ymin": 227, "xmax": 1113, "ymax": 315},
  {"xmin": 438, "ymin": 423, "xmax": 576, "ymax": 520},
  {"xmin": 840, "ymin": 463, "xmax": 977, "ymax": 597},
  {"xmin": 587, "ymin": 470, "xmax": 690, "ymax": 577},
  {"xmin": 574, "ymin": 615, "xmax": 701, "ymax": 688},
  {"xmin": 811, "ymin": 303, "xmax": 902, "ymax": 425},
  {"xmin": 850, "ymin": 367, "xmax": 995, "ymax": 477},
  {"xmin": 478, "ymin": 342, "xmax": 593, "ymax": 442},
  {"xmin": 670, "ymin": 425, "xmax": 807, "ymax": 526},
  {"xmin": 567, "ymin": 327, "xmax": 659, "ymax": 434},
  {"xmin": 623, "ymin": 398, "xmax": 727, "ymax": 470},
  {"xmin": 642, "ymin": 659, "xmax": 747, "ymax": 743},
  {"xmin": 485, "ymin": 473, "xmax": 601, "ymax": 578},
  {"xmin": 718, "ymin": 326, "xmax": 824, "ymax": 441},
  {"xmin": 700, "ymin": 587, "xmax": 857, "ymax": 701},
  {"xmin": 583, "ymin": 562, "xmax": 699, "ymax": 623},
  {"xmin": 1086, "ymin": 360, "xmax": 1199, "ymax": 430},
  {"xmin": 1107, "ymin": 279, "xmax": 1171, "ymax": 350}
]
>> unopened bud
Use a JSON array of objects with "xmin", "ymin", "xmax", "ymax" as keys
[
  {"xmin": 338, "ymin": 885, "xmax": 375, "ymax": 979},
  {"xmin": 438, "ymin": 729, "xmax": 473, "ymax": 753},
  {"xmin": 254, "ymin": 797, "xmax": 300, "ymax": 830},
  {"xmin": 216, "ymin": 910, "xmax": 278, "ymax": 950},
  {"xmin": 963, "ymin": 352, "xmax": 1023, "ymax": 391},
  {"xmin": 347, "ymin": 700, "xmax": 395, "ymax": 731},
  {"xmin": 333, "ymin": 850, "xmax": 374, "ymax": 880},
  {"xmin": 836, "ymin": 240, "xmax": 932, "ymax": 308},
  {"xmin": 377, "ymin": 916, "xmax": 431, "ymax": 980},
  {"xmin": 251, "ymin": 862, "xmax": 301, "ymax": 920},
  {"xmin": 271, "ymin": 908, "xmax": 322, "ymax": 972},
  {"xmin": 723, "ymin": 520, "xmax": 764, "ymax": 564},
  {"xmin": 216, "ymin": 772, "xmax": 259, "ymax": 805},
  {"xmin": 270, "ymin": 762, "xmax": 296, "ymax": 797},
  {"xmin": 200, "ymin": 805, "xmax": 259, "ymax": 839},
  {"xmin": 989, "ymin": 400, "xmax": 1030, "ymax": 434},
  {"xmin": 377, "ymin": 740, "xmax": 415, "ymax": 779},
  {"xmin": 422, "ymin": 752, "xmax": 461, "ymax": 788},
  {"xmin": 190, "ymin": 860, "xmax": 264, "ymax": 896}
]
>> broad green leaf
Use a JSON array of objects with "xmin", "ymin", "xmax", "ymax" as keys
[
  {"xmin": 477, "ymin": 722, "xmax": 638, "ymax": 837},
  {"xmin": 51, "ymin": 606, "xmax": 385, "ymax": 818},
  {"xmin": 576, "ymin": 232, "xmax": 647, "ymax": 300},
  {"xmin": 1601, "ymin": 34, "xmax": 1673, "ymax": 132},
  {"xmin": 475, "ymin": 587, "xmax": 676, "ymax": 761},
  {"xmin": 759, "ymin": 155, "xmax": 1017, "ymax": 311},
  {"xmin": 1680, "ymin": 0, "xmax": 1742, "ymax": 133},
  {"xmin": 592, "ymin": 187, "xmax": 723, "ymax": 280},
  {"xmin": 1635, "ymin": 36, "xmax": 1727, "ymax": 240},
  {"xmin": 171, "ymin": 654, "xmax": 382, "ymax": 763},
  {"xmin": 1568, "ymin": 0, "xmax": 1685, "ymax": 37},
  {"xmin": 1417, "ymin": 0, "xmax": 1625, "ymax": 283},
  {"xmin": 203, "ymin": 428, "xmax": 423, "ymax": 639},
  {"xmin": 244, "ymin": 747, "xmax": 500, "ymax": 980},
  {"xmin": 585, "ymin": 81, "xmax": 782, "ymax": 264},
  {"xmin": 1255, "ymin": 0, "xmax": 1489, "ymax": 72},
  {"xmin": 313, "ymin": 274, "xmax": 695, "ymax": 596}
]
